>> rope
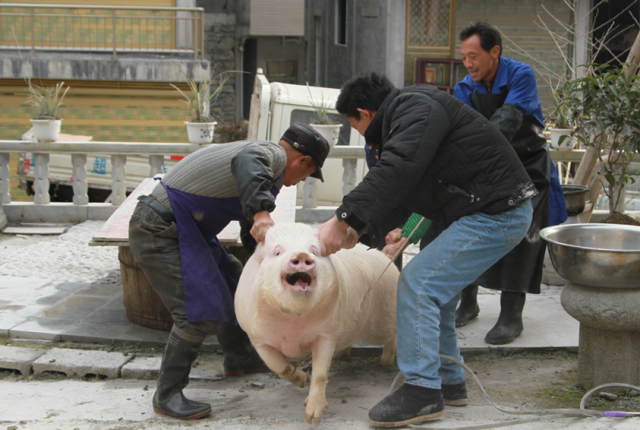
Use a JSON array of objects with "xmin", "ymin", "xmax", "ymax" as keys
[{"xmin": 382, "ymin": 355, "xmax": 640, "ymax": 430}]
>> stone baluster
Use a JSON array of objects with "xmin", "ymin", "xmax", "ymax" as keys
[
  {"xmin": 111, "ymin": 155, "xmax": 127, "ymax": 206},
  {"xmin": 148, "ymin": 155, "xmax": 165, "ymax": 177},
  {"xmin": 33, "ymin": 153, "xmax": 50, "ymax": 205},
  {"xmin": 342, "ymin": 158, "xmax": 357, "ymax": 196},
  {"xmin": 71, "ymin": 154, "xmax": 88, "ymax": 205},
  {"xmin": 0, "ymin": 153, "xmax": 10, "ymax": 204},
  {"xmin": 303, "ymin": 177, "xmax": 318, "ymax": 209}
]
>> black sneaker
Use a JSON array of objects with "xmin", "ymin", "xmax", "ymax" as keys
[
  {"xmin": 369, "ymin": 383, "xmax": 444, "ymax": 428},
  {"xmin": 442, "ymin": 381, "xmax": 469, "ymax": 406}
]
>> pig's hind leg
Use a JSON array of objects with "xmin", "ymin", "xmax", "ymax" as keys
[
  {"xmin": 254, "ymin": 344, "xmax": 309, "ymax": 388},
  {"xmin": 380, "ymin": 336, "xmax": 397, "ymax": 366}
]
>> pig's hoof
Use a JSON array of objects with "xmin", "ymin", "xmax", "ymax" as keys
[
  {"xmin": 281, "ymin": 365, "xmax": 309, "ymax": 387},
  {"xmin": 291, "ymin": 369, "xmax": 310, "ymax": 387},
  {"xmin": 305, "ymin": 398, "xmax": 329, "ymax": 426}
]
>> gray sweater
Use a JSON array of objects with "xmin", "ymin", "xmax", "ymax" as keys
[{"xmin": 152, "ymin": 140, "xmax": 287, "ymax": 220}]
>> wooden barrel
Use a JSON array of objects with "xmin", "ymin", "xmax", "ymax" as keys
[{"xmin": 119, "ymin": 246, "xmax": 173, "ymax": 331}]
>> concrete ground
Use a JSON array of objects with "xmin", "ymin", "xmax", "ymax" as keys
[{"xmin": 1, "ymin": 222, "xmax": 639, "ymax": 429}]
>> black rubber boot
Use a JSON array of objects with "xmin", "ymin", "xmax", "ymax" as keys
[
  {"xmin": 484, "ymin": 292, "xmax": 526, "ymax": 345},
  {"xmin": 152, "ymin": 327, "xmax": 211, "ymax": 420},
  {"xmin": 455, "ymin": 285, "xmax": 480, "ymax": 328},
  {"xmin": 369, "ymin": 383, "xmax": 444, "ymax": 428},
  {"xmin": 217, "ymin": 321, "xmax": 269, "ymax": 376},
  {"xmin": 442, "ymin": 381, "xmax": 468, "ymax": 406}
]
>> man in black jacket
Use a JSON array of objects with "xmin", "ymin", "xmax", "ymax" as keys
[{"xmin": 318, "ymin": 73, "xmax": 535, "ymax": 427}]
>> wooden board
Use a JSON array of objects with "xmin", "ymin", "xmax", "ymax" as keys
[
  {"xmin": 2, "ymin": 226, "xmax": 69, "ymax": 235},
  {"xmin": 90, "ymin": 176, "xmax": 298, "ymax": 246}
]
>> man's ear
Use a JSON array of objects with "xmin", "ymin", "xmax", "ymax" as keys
[
  {"xmin": 302, "ymin": 154, "xmax": 314, "ymax": 165},
  {"xmin": 490, "ymin": 44, "xmax": 500, "ymax": 59},
  {"xmin": 356, "ymin": 108, "xmax": 375, "ymax": 121}
]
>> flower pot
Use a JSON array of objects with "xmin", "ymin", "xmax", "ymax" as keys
[
  {"xmin": 309, "ymin": 123, "xmax": 343, "ymax": 147},
  {"xmin": 30, "ymin": 119, "xmax": 62, "ymax": 142},
  {"xmin": 548, "ymin": 127, "xmax": 575, "ymax": 151},
  {"xmin": 185, "ymin": 121, "xmax": 216, "ymax": 144}
]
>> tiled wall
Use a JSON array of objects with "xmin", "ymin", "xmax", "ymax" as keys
[{"xmin": 0, "ymin": 82, "xmax": 188, "ymax": 142}]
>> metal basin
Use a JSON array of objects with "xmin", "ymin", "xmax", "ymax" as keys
[
  {"xmin": 540, "ymin": 223, "xmax": 640, "ymax": 288},
  {"xmin": 562, "ymin": 184, "xmax": 590, "ymax": 216}
]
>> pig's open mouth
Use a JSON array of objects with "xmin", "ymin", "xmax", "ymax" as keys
[{"xmin": 284, "ymin": 272, "xmax": 313, "ymax": 292}]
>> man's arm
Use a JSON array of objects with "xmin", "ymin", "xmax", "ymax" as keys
[
  {"xmin": 231, "ymin": 146, "xmax": 279, "ymax": 220},
  {"xmin": 231, "ymin": 145, "xmax": 281, "ymax": 242},
  {"xmin": 490, "ymin": 66, "xmax": 539, "ymax": 142}
]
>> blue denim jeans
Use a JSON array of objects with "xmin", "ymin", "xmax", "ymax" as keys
[{"xmin": 397, "ymin": 199, "xmax": 533, "ymax": 389}]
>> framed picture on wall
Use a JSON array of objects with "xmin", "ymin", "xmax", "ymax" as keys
[
  {"xmin": 415, "ymin": 58, "xmax": 464, "ymax": 94},
  {"xmin": 424, "ymin": 67, "xmax": 437, "ymax": 84}
]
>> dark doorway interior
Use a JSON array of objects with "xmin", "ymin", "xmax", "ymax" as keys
[
  {"xmin": 242, "ymin": 38, "xmax": 257, "ymax": 120},
  {"xmin": 593, "ymin": 0, "xmax": 639, "ymax": 66}
]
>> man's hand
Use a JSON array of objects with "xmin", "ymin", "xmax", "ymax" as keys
[
  {"xmin": 251, "ymin": 210, "xmax": 274, "ymax": 242},
  {"xmin": 381, "ymin": 228, "xmax": 406, "ymax": 260},
  {"xmin": 318, "ymin": 215, "xmax": 354, "ymax": 256},
  {"xmin": 382, "ymin": 237, "xmax": 407, "ymax": 260},
  {"xmin": 385, "ymin": 228, "xmax": 403, "ymax": 246}
]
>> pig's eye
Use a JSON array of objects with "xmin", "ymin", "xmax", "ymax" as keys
[
  {"xmin": 310, "ymin": 245, "xmax": 319, "ymax": 256},
  {"xmin": 274, "ymin": 246, "xmax": 282, "ymax": 256}
]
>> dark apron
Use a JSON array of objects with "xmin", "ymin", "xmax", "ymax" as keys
[
  {"xmin": 161, "ymin": 179, "xmax": 280, "ymax": 323},
  {"xmin": 471, "ymin": 90, "xmax": 550, "ymax": 294}
]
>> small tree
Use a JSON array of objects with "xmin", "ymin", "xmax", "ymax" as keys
[
  {"xmin": 564, "ymin": 64, "xmax": 640, "ymax": 214},
  {"xmin": 170, "ymin": 64, "xmax": 230, "ymax": 123}
]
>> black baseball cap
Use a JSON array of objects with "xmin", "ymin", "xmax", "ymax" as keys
[{"xmin": 281, "ymin": 122, "xmax": 331, "ymax": 182}]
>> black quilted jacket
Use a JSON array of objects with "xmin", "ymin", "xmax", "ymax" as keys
[{"xmin": 336, "ymin": 85, "xmax": 537, "ymax": 248}]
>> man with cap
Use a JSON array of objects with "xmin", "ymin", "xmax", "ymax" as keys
[{"xmin": 128, "ymin": 122, "xmax": 330, "ymax": 420}]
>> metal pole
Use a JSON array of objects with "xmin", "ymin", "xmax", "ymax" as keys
[
  {"xmin": 30, "ymin": 6, "xmax": 35, "ymax": 56},
  {"xmin": 112, "ymin": 9, "xmax": 116, "ymax": 58}
]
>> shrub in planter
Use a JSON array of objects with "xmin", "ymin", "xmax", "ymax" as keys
[
  {"xmin": 27, "ymin": 79, "xmax": 70, "ymax": 142},
  {"xmin": 564, "ymin": 64, "xmax": 640, "ymax": 215},
  {"xmin": 171, "ymin": 64, "xmax": 230, "ymax": 144}
]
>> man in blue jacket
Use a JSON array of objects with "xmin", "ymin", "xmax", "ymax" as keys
[{"xmin": 453, "ymin": 21, "xmax": 567, "ymax": 345}]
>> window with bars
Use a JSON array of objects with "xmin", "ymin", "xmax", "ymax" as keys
[{"xmin": 335, "ymin": 0, "xmax": 347, "ymax": 46}]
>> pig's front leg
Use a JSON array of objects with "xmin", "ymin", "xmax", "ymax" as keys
[
  {"xmin": 305, "ymin": 336, "xmax": 336, "ymax": 426},
  {"xmin": 254, "ymin": 343, "xmax": 309, "ymax": 387}
]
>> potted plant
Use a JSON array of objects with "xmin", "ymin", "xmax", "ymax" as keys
[
  {"xmin": 27, "ymin": 79, "xmax": 70, "ymax": 142},
  {"xmin": 565, "ymin": 64, "xmax": 640, "ymax": 218},
  {"xmin": 306, "ymin": 83, "xmax": 342, "ymax": 147},
  {"xmin": 171, "ymin": 64, "xmax": 229, "ymax": 144},
  {"xmin": 547, "ymin": 90, "xmax": 575, "ymax": 151}
]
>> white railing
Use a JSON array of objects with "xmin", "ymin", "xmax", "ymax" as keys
[
  {"xmin": 0, "ymin": 3, "xmax": 205, "ymax": 59},
  {"xmin": 3, "ymin": 141, "xmax": 638, "ymax": 224},
  {"xmin": 0, "ymin": 140, "xmax": 366, "ymax": 222}
]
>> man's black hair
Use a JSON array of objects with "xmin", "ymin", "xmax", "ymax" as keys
[
  {"xmin": 459, "ymin": 21, "xmax": 502, "ymax": 57},
  {"xmin": 335, "ymin": 72, "xmax": 395, "ymax": 119}
]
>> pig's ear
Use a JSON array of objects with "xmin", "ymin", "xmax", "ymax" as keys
[{"xmin": 252, "ymin": 241, "xmax": 266, "ymax": 264}]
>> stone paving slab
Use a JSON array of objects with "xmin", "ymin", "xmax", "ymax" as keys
[
  {"xmin": 32, "ymin": 347, "xmax": 134, "ymax": 378},
  {"xmin": 0, "ymin": 345, "xmax": 47, "ymax": 375},
  {"xmin": 120, "ymin": 353, "xmax": 226, "ymax": 381},
  {"xmin": 190, "ymin": 354, "xmax": 225, "ymax": 381},
  {"xmin": 121, "ymin": 355, "xmax": 161, "ymax": 379}
]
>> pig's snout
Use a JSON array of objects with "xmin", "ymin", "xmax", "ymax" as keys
[{"xmin": 288, "ymin": 252, "xmax": 316, "ymax": 272}]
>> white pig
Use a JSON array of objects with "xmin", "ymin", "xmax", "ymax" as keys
[{"xmin": 235, "ymin": 222, "xmax": 398, "ymax": 425}]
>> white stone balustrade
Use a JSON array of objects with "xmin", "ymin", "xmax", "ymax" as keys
[
  {"xmin": 0, "ymin": 141, "xmax": 368, "ymax": 223},
  {"xmin": 71, "ymin": 154, "xmax": 88, "ymax": 206},
  {"xmin": 33, "ymin": 153, "xmax": 50, "ymax": 205},
  {"xmin": 1, "ymin": 141, "xmax": 639, "ymax": 225},
  {"xmin": 0, "ymin": 152, "xmax": 9, "ymax": 204}
]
